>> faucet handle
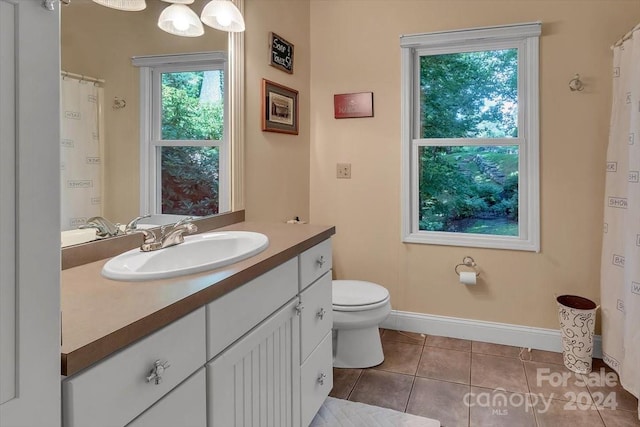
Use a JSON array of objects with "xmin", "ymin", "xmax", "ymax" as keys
[
  {"xmin": 125, "ymin": 214, "xmax": 151, "ymax": 233},
  {"xmin": 126, "ymin": 228, "xmax": 157, "ymax": 244}
]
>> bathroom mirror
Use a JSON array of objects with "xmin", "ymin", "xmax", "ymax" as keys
[{"xmin": 60, "ymin": 0, "xmax": 243, "ymax": 246}]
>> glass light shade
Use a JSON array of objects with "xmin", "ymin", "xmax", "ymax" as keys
[
  {"xmin": 158, "ymin": 4, "xmax": 204, "ymax": 37},
  {"xmin": 160, "ymin": 0, "xmax": 195, "ymax": 4},
  {"xmin": 200, "ymin": 0, "xmax": 245, "ymax": 33},
  {"xmin": 91, "ymin": 0, "xmax": 146, "ymax": 11}
]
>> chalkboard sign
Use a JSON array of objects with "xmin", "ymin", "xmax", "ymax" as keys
[{"xmin": 269, "ymin": 32, "xmax": 294, "ymax": 74}]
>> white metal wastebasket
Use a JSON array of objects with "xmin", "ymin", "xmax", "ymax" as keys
[{"xmin": 556, "ymin": 294, "xmax": 598, "ymax": 374}]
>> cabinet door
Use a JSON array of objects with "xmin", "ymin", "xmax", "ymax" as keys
[
  {"xmin": 0, "ymin": 1, "xmax": 61, "ymax": 425},
  {"xmin": 207, "ymin": 299, "xmax": 301, "ymax": 427},
  {"xmin": 127, "ymin": 368, "xmax": 206, "ymax": 427}
]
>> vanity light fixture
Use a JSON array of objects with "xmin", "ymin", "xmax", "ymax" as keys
[
  {"xmin": 161, "ymin": 0, "xmax": 195, "ymax": 3},
  {"xmin": 200, "ymin": 0, "xmax": 245, "ymax": 33},
  {"xmin": 157, "ymin": 4, "xmax": 205, "ymax": 37},
  {"xmin": 91, "ymin": 0, "xmax": 146, "ymax": 11}
]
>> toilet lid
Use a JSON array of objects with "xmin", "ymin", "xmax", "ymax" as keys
[{"xmin": 332, "ymin": 280, "xmax": 389, "ymax": 307}]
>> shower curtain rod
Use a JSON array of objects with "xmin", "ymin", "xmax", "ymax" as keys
[
  {"xmin": 61, "ymin": 70, "xmax": 105, "ymax": 85},
  {"xmin": 611, "ymin": 22, "xmax": 640, "ymax": 49}
]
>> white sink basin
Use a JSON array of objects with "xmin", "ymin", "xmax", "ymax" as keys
[{"xmin": 101, "ymin": 231, "xmax": 269, "ymax": 281}]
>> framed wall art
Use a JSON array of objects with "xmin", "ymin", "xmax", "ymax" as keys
[
  {"xmin": 262, "ymin": 79, "xmax": 299, "ymax": 135},
  {"xmin": 334, "ymin": 92, "xmax": 374, "ymax": 119}
]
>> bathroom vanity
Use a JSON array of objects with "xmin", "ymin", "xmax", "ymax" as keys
[{"xmin": 60, "ymin": 221, "xmax": 335, "ymax": 427}]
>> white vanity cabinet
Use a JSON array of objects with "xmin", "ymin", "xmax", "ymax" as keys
[
  {"xmin": 62, "ymin": 237, "xmax": 333, "ymax": 427},
  {"xmin": 62, "ymin": 307, "xmax": 206, "ymax": 427}
]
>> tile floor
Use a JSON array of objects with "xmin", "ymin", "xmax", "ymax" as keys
[{"xmin": 330, "ymin": 329, "xmax": 640, "ymax": 427}]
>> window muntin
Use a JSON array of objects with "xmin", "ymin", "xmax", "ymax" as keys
[{"xmin": 401, "ymin": 23, "xmax": 540, "ymax": 251}]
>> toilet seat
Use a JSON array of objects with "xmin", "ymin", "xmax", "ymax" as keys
[{"xmin": 333, "ymin": 280, "xmax": 390, "ymax": 312}]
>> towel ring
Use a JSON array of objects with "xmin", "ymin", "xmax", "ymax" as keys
[
  {"xmin": 454, "ymin": 256, "xmax": 480, "ymax": 277},
  {"xmin": 569, "ymin": 74, "xmax": 584, "ymax": 92}
]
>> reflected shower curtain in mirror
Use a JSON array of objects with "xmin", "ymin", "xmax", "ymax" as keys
[
  {"xmin": 60, "ymin": 76, "xmax": 103, "ymax": 231},
  {"xmin": 600, "ymin": 24, "xmax": 640, "ymax": 419}
]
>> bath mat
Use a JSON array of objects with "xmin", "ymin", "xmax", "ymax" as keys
[{"xmin": 309, "ymin": 397, "xmax": 440, "ymax": 427}]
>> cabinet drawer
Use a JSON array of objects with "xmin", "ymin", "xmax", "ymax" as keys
[
  {"xmin": 301, "ymin": 332, "xmax": 333, "ymax": 427},
  {"xmin": 207, "ymin": 257, "xmax": 298, "ymax": 359},
  {"xmin": 62, "ymin": 307, "xmax": 206, "ymax": 427},
  {"xmin": 299, "ymin": 239, "xmax": 332, "ymax": 291},
  {"xmin": 300, "ymin": 272, "xmax": 332, "ymax": 363},
  {"xmin": 127, "ymin": 368, "xmax": 206, "ymax": 427}
]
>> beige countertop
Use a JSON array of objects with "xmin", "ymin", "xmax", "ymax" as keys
[{"xmin": 61, "ymin": 221, "xmax": 335, "ymax": 376}]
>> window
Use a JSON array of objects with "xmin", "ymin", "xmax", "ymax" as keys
[
  {"xmin": 133, "ymin": 52, "xmax": 229, "ymax": 216},
  {"xmin": 401, "ymin": 23, "xmax": 541, "ymax": 251}
]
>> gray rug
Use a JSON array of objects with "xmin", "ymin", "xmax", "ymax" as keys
[{"xmin": 310, "ymin": 397, "xmax": 440, "ymax": 427}]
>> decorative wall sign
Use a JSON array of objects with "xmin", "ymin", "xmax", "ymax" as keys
[
  {"xmin": 262, "ymin": 79, "xmax": 299, "ymax": 135},
  {"xmin": 334, "ymin": 92, "xmax": 374, "ymax": 119},
  {"xmin": 269, "ymin": 32, "xmax": 294, "ymax": 74}
]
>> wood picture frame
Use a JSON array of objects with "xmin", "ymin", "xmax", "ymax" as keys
[
  {"xmin": 261, "ymin": 79, "xmax": 299, "ymax": 135},
  {"xmin": 269, "ymin": 32, "xmax": 294, "ymax": 74}
]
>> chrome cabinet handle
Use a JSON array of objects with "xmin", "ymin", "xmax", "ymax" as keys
[
  {"xmin": 317, "ymin": 372, "xmax": 327, "ymax": 385},
  {"xmin": 295, "ymin": 302, "xmax": 305, "ymax": 316},
  {"xmin": 146, "ymin": 360, "xmax": 170, "ymax": 385},
  {"xmin": 316, "ymin": 255, "xmax": 326, "ymax": 268},
  {"xmin": 316, "ymin": 307, "xmax": 326, "ymax": 320}
]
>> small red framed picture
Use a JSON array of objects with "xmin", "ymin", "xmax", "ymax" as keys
[{"xmin": 334, "ymin": 92, "xmax": 374, "ymax": 119}]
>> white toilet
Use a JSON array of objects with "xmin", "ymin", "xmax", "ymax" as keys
[{"xmin": 332, "ymin": 280, "xmax": 391, "ymax": 368}]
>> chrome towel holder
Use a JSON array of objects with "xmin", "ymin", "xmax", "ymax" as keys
[{"xmin": 455, "ymin": 256, "xmax": 480, "ymax": 278}]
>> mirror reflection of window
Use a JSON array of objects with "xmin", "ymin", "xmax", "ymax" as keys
[
  {"xmin": 160, "ymin": 70, "xmax": 225, "ymax": 216},
  {"xmin": 133, "ymin": 52, "xmax": 230, "ymax": 217}
]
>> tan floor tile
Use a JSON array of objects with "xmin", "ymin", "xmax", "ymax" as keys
[
  {"xmin": 382, "ymin": 329, "xmax": 427, "ymax": 346},
  {"xmin": 527, "ymin": 349, "xmax": 565, "ymax": 365},
  {"xmin": 329, "ymin": 368, "xmax": 361, "ymax": 399},
  {"xmin": 524, "ymin": 361, "xmax": 592, "ymax": 403},
  {"xmin": 471, "ymin": 353, "xmax": 528, "ymax": 393},
  {"xmin": 534, "ymin": 398, "xmax": 604, "ymax": 427},
  {"xmin": 406, "ymin": 377, "xmax": 470, "ymax": 427},
  {"xmin": 373, "ymin": 340, "xmax": 422, "ymax": 375},
  {"xmin": 469, "ymin": 386, "xmax": 536, "ymax": 427},
  {"xmin": 599, "ymin": 408, "xmax": 640, "ymax": 427},
  {"xmin": 348, "ymin": 369, "xmax": 414, "ymax": 412},
  {"xmin": 417, "ymin": 347, "xmax": 471, "ymax": 385},
  {"xmin": 472, "ymin": 341, "xmax": 522, "ymax": 358},
  {"xmin": 586, "ymin": 369, "xmax": 640, "ymax": 412},
  {"xmin": 426, "ymin": 335, "xmax": 471, "ymax": 352}
]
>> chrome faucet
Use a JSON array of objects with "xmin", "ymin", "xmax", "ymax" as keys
[
  {"xmin": 129, "ymin": 217, "xmax": 197, "ymax": 252},
  {"xmin": 160, "ymin": 222, "xmax": 198, "ymax": 249},
  {"xmin": 79, "ymin": 216, "xmax": 122, "ymax": 238}
]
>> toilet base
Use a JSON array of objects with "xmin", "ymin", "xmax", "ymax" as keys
[{"xmin": 333, "ymin": 326, "xmax": 384, "ymax": 369}]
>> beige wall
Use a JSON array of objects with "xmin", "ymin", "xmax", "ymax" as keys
[
  {"xmin": 243, "ymin": 0, "xmax": 311, "ymax": 223},
  {"xmin": 309, "ymin": 0, "xmax": 640, "ymax": 331},
  {"xmin": 61, "ymin": 0, "xmax": 227, "ymax": 224}
]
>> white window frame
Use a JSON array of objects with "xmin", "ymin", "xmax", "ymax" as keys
[
  {"xmin": 401, "ymin": 22, "xmax": 541, "ymax": 252},
  {"xmin": 132, "ymin": 51, "xmax": 229, "ymax": 215}
]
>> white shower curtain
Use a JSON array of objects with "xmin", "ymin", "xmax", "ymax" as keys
[
  {"xmin": 60, "ymin": 76, "xmax": 103, "ymax": 231},
  {"xmin": 600, "ymin": 24, "xmax": 640, "ymax": 419}
]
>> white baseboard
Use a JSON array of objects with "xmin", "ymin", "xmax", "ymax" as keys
[{"xmin": 381, "ymin": 310, "xmax": 602, "ymax": 359}]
